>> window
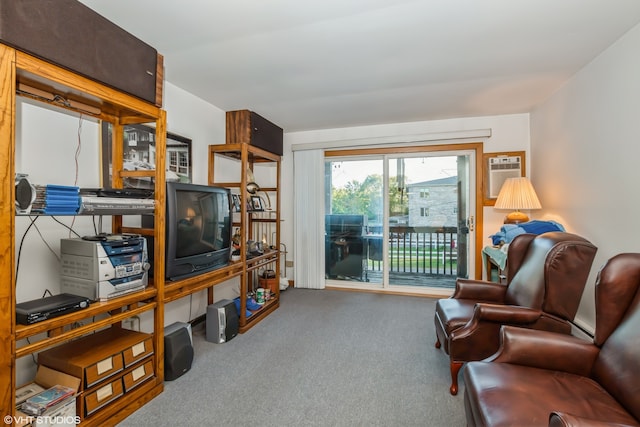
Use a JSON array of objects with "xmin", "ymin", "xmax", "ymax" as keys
[
  {"xmin": 168, "ymin": 151, "xmax": 178, "ymax": 172},
  {"xmin": 421, "ymin": 207, "xmax": 430, "ymax": 217}
]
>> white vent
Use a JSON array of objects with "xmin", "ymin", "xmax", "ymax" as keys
[{"xmin": 489, "ymin": 156, "xmax": 522, "ymax": 198}]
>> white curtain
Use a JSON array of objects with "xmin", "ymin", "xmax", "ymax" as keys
[{"xmin": 294, "ymin": 149, "xmax": 325, "ymax": 289}]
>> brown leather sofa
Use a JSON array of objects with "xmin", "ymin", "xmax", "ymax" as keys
[
  {"xmin": 434, "ymin": 232, "xmax": 597, "ymax": 394},
  {"xmin": 463, "ymin": 253, "xmax": 640, "ymax": 426}
]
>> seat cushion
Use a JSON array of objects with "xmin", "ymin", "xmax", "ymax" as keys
[
  {"xmin": 464, "ymin": 362, "xmax": 638, "ymax": 427},
  {"xmin": 435, "ymin": 298, "xmax": 476, "ymax": 331},
  {"xmin": 434, "ymin": 298, "xmax": 476, "ymax": 353}
]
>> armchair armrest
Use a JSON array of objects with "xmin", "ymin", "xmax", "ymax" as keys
[
  {"xmin": 450, "ymin": 304, "xmax": 541, "ymax": 342},
  {"xmin": 549, "ymin": 411, "xmax": 637, "ymax": 427},
  {"xmin": 488, "ymin": 325, "xmax": 599, "ymax": 377},
  {"xmin": 453, "ymin": 278, "xmax": 507, "ymax": 302},
  {"xmin": 473, "ymin": 303, "xmax": 542, "ymax": 323}
]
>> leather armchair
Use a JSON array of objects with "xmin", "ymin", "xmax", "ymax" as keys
[
  {"xmin": 463, "ymin": 253, "xmax": 640, "ymax": 426},
  {"xmin": 434, "ymin": 231, "xmax": 597, "ymax": 394}
]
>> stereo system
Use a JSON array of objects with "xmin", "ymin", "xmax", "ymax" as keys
[
  {"xmin": 59, "ymin": 234, "xmax": 150, "ymax": 301},
  {"xmin": 0, "ymin": 0, "xmax": 163, "ymax": 105}
]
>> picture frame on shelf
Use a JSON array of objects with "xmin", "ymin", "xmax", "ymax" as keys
[
  {"xmin": 231, "ymin": 194, "xmax": 241, "ymax": 212},
  {"xmin": 101, "ymin": 122, "xmax": 192, "ymax": 189},
  {"xmin": 250, "ymin": 195, "xmax": 264, "ymax": 211}
]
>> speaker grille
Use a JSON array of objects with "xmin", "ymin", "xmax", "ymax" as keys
[{"xmin": 164, "ymin": 327, "xmax": 193, "ymax": 381}]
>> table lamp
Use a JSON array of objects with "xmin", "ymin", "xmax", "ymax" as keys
[{"xmin": 494, "ymin": 177, "xmax": 541, "ymax": 224}]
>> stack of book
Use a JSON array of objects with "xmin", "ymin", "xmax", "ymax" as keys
[
  {"xmin": 32, "ymin": 185, "xmax": 81, "ymax": 215},
  {"xmin": 20, "ymin": 384, "xmax": 76, "ymax": 416}
]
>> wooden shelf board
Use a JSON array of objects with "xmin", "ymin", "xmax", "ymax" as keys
[
  {"xmin": 164, "ymin": 263, "xmax": 244, "ymax": 303},
  {"xmin": 209, "ymin": 143, "xmax": 281, "ymax": 163},
  {"xmin": 239, "ymin": 299, "xmax": 279, "ymax": 333},
  {"xmin": 15, "ymin": 288, "xmax": 157, "ymax": 340},
  {"xmin": 16, "ymin": 302, "xmax": 157, "ymax": 358}
]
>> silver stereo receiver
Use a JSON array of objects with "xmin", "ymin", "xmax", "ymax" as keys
[{"xmin": 60, "ymin": 234, "xmax": 150, "ymax": 301}]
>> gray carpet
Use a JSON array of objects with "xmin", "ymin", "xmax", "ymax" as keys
[{"xmin": 118, "ymin": 289, "xmax": 466, "ymax": 426}]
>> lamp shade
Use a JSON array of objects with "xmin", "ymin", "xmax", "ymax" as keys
[{"xmin": 494, "ymin": 177, "xmax": 541, "ymax": 224}]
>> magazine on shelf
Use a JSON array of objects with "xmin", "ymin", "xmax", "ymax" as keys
[{"xmin": 21, "ymin": 384, "xmax": 76, "ymax": 416}]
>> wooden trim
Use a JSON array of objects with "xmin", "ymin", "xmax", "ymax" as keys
[
  {"xmin": 15, "ymin": 50, "xmax": 160, "ymax": 119},
  {"xmin": 0, "ymin": 43, "xmax": 16, "ymax": 418},
  {"xmin": 155, "ymin": 54, "xmax": 164, "ymax": 107}
]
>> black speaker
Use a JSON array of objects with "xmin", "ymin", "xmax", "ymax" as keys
[
  {"xmin": 0, "ymin": 0, "xmax": 161, "ymax": 105},
  {"xmin": 164, "ymin": 327, "xmax": 194, "ymax": 381}
]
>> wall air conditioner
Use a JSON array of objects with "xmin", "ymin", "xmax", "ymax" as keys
[{"xmin": 488, "ymin": 156, "xmax": 522, "ymax": 199}]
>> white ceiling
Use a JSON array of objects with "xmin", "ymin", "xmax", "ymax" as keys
[{"xmin": 80, "ymin": 0, "xmax": 640, "ymax": 132}]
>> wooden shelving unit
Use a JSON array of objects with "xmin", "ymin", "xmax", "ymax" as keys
[
  {"xmin": 0, "ymin": 44, "xmax": 166, "ymax": 425},
  {"xmin": 208, "ymin": 140, "xmax": 281, "ymax": 333}
]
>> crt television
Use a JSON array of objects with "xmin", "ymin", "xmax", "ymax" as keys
[{"xmin": 164, "ymin": 182, "xmax": 232, "ymax": 280}]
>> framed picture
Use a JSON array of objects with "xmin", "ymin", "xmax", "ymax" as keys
[
  {"xmin": 231, "ymin": 194, "xmax": 241, "ymax": 212},
  {"xmin": 101, "ymin": 122, "xmax": 192, "ymax": 189},
  {"xmin": 482, "ymin": 151, "xmax": 526, "ymax": 206},
  {"xmin": 250, "ymin": 195, "xmax": 264, "ymax": 211}
]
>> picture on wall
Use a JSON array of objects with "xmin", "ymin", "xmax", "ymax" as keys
[{"xmin": 101, "ymin": 122, "xmax": 192, "ymax": 189}]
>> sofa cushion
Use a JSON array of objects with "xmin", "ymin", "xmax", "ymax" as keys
[{"xmin": 464, "ymin": 362, "xmax": 637, "ymax": 426}]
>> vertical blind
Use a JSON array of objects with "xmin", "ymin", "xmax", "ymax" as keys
[{"xmin": 293, "ymin": 149, "xmax": 325, "ymax": 289}]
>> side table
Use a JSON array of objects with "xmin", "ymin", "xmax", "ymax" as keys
[{"xmin": 482, "ymin": 246, "xmax": 507, "ymax": 283}]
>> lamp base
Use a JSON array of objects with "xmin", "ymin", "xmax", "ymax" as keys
[{"xmin": 504, "ymin": 211, "xmax": 529, "ymax": 224}]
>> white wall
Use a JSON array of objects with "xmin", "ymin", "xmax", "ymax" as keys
[
  {"xmin": 530, "ymin": 22, "xmax": 640, "ymax": 332},
  {"xmin": 281, "ymin": 113, "xmax": 531, "ymax": 283},
  {"xmin": 157, "ymin": 83, "xmax": 240, "ymax": 327}
]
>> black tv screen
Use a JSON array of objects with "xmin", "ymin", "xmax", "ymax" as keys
[{"xmin": 165, "ymin": 182, "xmax": 231, "ymax": 280}]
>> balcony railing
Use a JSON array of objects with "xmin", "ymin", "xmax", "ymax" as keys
[{"xmin": 366, "ymin": 226, "xmax": 459, "ymax": 277}]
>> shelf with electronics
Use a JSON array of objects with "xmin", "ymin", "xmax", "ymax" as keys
[
  {"xmin": 0, "ymin": 43, "xmax": 166, "ymax": 425},
  {"xmin": 208, "ymin": 117, "xmax": 282, "ymax": 332}
]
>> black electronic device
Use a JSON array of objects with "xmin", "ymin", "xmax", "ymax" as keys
[
  {"xmin": 164, "ymin": 326, "xmax": 194, "ymax": 381},
  {"xmin": 144, "ymin": 182, "xmax": 232, "ymax": 281},
  {"xmin": 226, "ymin": 110, "xmax": 283, "ymax": 156},
  {"xmin": 97, "ymin": 188, "xmax": 154, "ymax": 199},
  {"xmin": 16, "ymin": 293, "xmax": 91, "ymax": 325},
  {"xmin": 0, "ymin": 0, "xmax": 161, "ymax": 105}
]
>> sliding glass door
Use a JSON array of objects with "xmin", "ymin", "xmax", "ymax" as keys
[
  {"xmin": 325, "ymin": 158, "xmax": 384, "ymax": 284},
  {"xmin": 324, "ymin": 148, "xmax": 476, "ymax": 292}
]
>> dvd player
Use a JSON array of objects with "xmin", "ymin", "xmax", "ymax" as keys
[{"xmin": 16, "ymin": 293, "xmax": 91, "ymax": 325}]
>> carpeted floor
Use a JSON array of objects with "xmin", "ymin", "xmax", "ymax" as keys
[{"xmin": 118, "ymin": 288, "xmax": 466, "ymax": 426}]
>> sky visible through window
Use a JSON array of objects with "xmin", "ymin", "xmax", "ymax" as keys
[{"xmin": 331, "ymin": 156, "xmax": 458, "ymax": 188}]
